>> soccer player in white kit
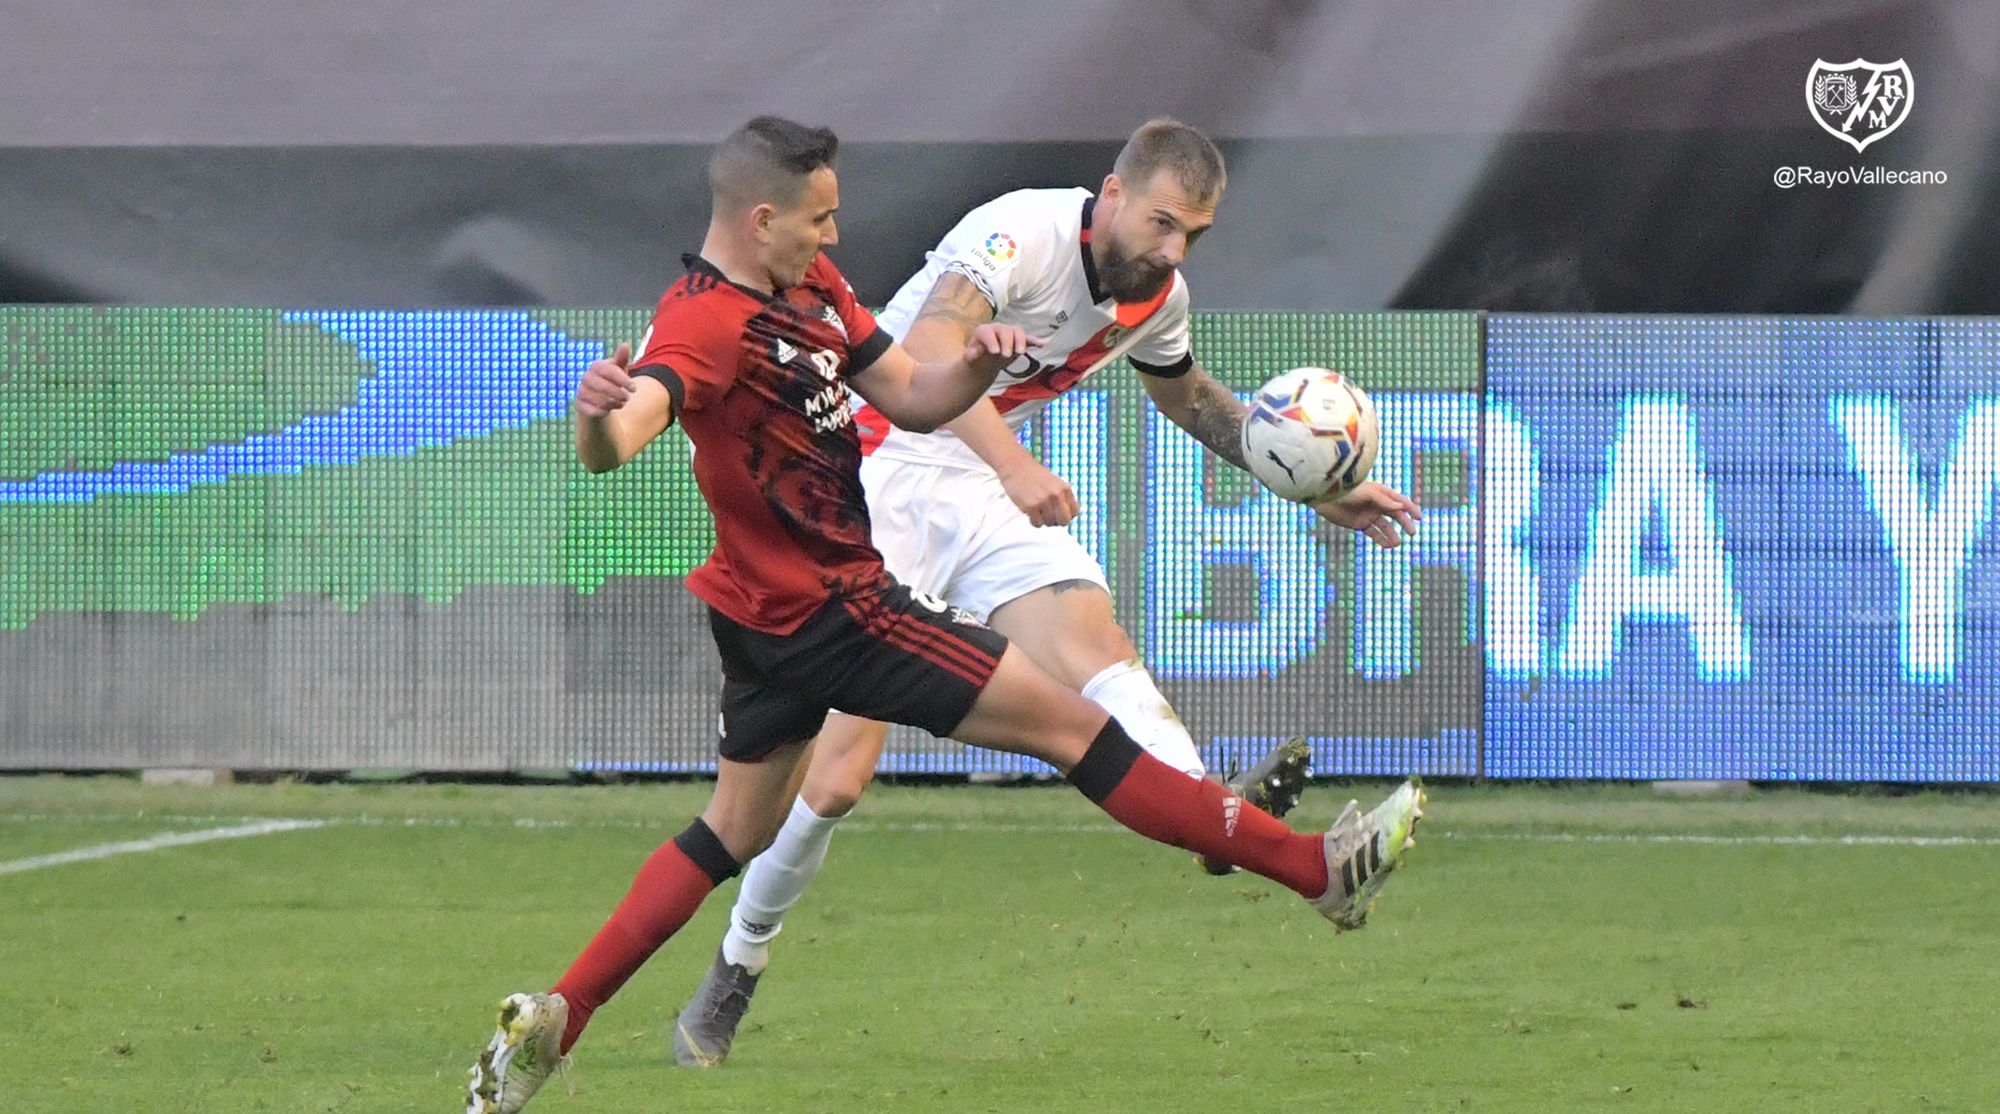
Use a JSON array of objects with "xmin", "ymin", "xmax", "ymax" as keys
[{"xmin": 672, "ymin": 119, "xmax": 1424, "ymax": 1066}]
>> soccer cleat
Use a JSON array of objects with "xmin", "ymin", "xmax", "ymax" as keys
[
  {"xmin": 1312, "ymin": 777, "xmax": 1425, "ymax": 931},
  {"xmin": 467, "ymin": 992, "xmax": 570, "ymax": 1114},
  {"xmin": 671, "ymin": 950, "xmax": 762, "ymax": 1067},
  {"xmin": 1199, "ymin": 736, "xmax": 1314, "ymax": 876}
]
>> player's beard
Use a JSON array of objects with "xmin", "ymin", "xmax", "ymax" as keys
[{"xmin": 1097, "ymin": 239, "xmax": 1173, "ymax": 303}]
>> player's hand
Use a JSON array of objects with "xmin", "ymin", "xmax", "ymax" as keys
[
  {"xmin": 962, "ymin": 323, "xmax": 1041, "ymax": 377},
  {"xmin": 999, "ymin": 459, "xmax": 1080, "ymax": 527},
  {"xmin": 1311, "ymin": 481, "xmax": 1421, "ymax": 550},
  {"xmin": 576, "ymin": 343, "xmax": 636, "ymax": 419}
]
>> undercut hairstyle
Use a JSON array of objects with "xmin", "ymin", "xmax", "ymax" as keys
[
  {"xmin": 1112, "ymin": 117, "xmax": 1227, "ymax": 204},
  {"xmin": 708, "ymin": 115, "xmax": 840, "ymax": 212}
]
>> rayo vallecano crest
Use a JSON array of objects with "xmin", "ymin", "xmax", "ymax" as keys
[{"xmin": 1806, "ymin": 59, "xmax": 1913, "ymax": 152}]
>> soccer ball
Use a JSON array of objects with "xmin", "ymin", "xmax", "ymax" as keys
[{"xmin": 1239, "ymin": 367, "xmax": 1379, "ymax": 503}]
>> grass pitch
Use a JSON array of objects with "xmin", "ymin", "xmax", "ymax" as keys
[{"xmin": 5, "ymin": 776, "xmax": 1997, "ymax": 1113}]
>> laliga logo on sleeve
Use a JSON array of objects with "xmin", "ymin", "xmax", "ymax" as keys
[{"xmin": 1807, "ymin": 59, "xmax": 1913, "ymax": 151}]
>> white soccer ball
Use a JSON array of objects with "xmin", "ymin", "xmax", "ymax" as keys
[{"xmin": 1239, "ymin": 367, "xmax": 1380, "ymax": 503}]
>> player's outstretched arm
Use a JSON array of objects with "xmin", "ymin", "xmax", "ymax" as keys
[
  {"xmin": 847, "ymin": 324, "xmax": 1039, "ymax": 433},
  {"xmin": 1143, "ymin": 362, "xmax": 1420, "ymax": 548},
  {"xmin": 1141, "ymin": 361, "xmax": 1252, "ymax": 470},
  {"xmin": 574, "ymin": 343, "xmax": 676, "ymax": 473}
]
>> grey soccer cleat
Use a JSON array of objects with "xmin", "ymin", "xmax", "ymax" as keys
[
  {"xmin": 1312, "ymin": 777, "xmax": 1425, "ymax": 931},
  {"xmin": 467, "ymin": 991, "xmax": 570, "ymax": 1114},
  {"xmin": 1200, "ymin": 736, "xmax": 1314, "ymax": 876},
  {"xmin": 671, "ymin": 950, "xmax": 762, "ymax": 1067}
]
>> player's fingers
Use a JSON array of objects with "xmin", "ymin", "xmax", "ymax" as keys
[
  {"xmin": 612, "ymin": 342, "xmax": 632, "ymax": 367},
  {"xmin": 583, "ymin": 380, "xmax": 630, "ymax": 412},
  {"xmin": 584, "ymin": 360, "xmax": 624, "ymax": 390},
  {"xmin": 970, "ymin": 332, "xmax": 1007, "ymax": 363}
]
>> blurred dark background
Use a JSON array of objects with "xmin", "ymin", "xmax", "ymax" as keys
[{"xmin": 3, "ymin": 0, "xmax": 1993, "ymax": 313}]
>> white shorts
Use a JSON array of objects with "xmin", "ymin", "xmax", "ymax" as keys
[{"xmin": 860, "ymin": 455, "xmax": 1109, "ymax": 624}]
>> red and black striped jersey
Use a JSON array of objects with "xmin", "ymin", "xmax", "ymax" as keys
[{"xmin": 632, "ymin": 252, "xmax": 895, "ymax": 634}]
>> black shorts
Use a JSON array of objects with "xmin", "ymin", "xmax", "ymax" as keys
[{"xmin": 707, "ymin": 583, "xmax": 1012, "ymax": 761}]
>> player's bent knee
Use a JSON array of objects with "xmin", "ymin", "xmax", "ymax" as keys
[
  {"xmin": 801, "ymin": 721, "xmax": 886, "ymax": 817},
  {"xmin": 801, "ymin": 776, "xmax": 868, "ymax": 818},
  {"xmin": 1089, "ymin": 625, "xmax": 1140, "ymax": 670}
]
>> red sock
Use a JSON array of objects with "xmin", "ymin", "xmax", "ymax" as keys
[
  {"xmin": 1069, "ymin": 721, "xmax": 1327, "ymax": 899},
  {"xmin": 551, "ymin": 820, "xmax": 740, "ymax": 1054}
]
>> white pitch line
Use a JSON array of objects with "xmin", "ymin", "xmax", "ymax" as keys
[
  {"xmin": 1443, "ymin": 830, "xmax": 2000, "ymax": 848},
  {"xmin": 0, "ymin": 818, "xmax": 328, "ymax": 877},
  {"xmin": 2, "ymin": 812, "xmax": 1997, "ymax": 847}
]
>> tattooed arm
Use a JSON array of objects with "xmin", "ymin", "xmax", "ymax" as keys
[
  {"xmin": 890, "ymin": 273, "xmax": 1079, "ymax": 526},
  {"xmin": 898, "ymin": 271, "xmax": 997, "ymax": 359},
  {"xmin": 1142, "ymin": 363, "xmax": 1421, "ymax": 548},
  {"xmin": 1139, "ymin": 362, "xmax": 1250, "ymax": 471}
]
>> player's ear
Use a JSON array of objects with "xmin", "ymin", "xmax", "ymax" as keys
[
  {"xmin": 749, "ymin": 202, "xmax": 777, "ymax": 241},
  {"xmin": 1099, "ymin": 173, "xmax": 1123, "ymax": 203}
]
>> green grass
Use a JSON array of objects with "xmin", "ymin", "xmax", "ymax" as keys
[{"xmin": 4, "ymin": 777, "xmax": 1996, "ymax": 1113}]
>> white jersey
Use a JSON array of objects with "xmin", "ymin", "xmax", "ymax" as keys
[{"xmin": 854, "ymin": 187, "xmax": 1193, "ymax": 469}]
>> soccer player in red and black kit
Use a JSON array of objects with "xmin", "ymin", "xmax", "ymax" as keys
[{"xmin": 464, "ymin": 116, "xmax": 1425, "ymax": 1114}]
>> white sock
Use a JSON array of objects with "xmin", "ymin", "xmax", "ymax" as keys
[
  {"xmin": 1080, "ymin": 659, "xmax": 1206, "ymax": 778},
  {"xmin": 722, "ymin": 795, "xmax": 844, "ymax": 974}
]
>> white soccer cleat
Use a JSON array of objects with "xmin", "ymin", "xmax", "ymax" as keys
[
  {"xmin": 467, "ymin": 992, "xmax": 570, "ymax": 1114},
  {"xmin": 1311, "ymin": 777, "xmax": 1424, "ymax": 931}
]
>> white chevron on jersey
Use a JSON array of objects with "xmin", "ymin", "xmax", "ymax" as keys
[{"xmin": 853, "ymin": 187, "xmax": 1192, "ymax": 468}]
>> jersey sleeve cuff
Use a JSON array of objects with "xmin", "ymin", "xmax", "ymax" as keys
[
  {"xmin": 941, "ymin": 261, "xmax": 1005, "ymax": 314},
  {"xmin": 1131, "ymin": 352, "xmax": 1195, "ymax": 378},
  {"xmin": 631, "ymin": 363, "xmax": 686, "ymax": 417},
  {"xmin": 847, "ymin": 327, "xmax": 894, "ymax": 377}
]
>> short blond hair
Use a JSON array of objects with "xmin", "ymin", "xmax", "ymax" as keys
[{"xmin": 1112, "ymin": 118, "xmax": 1226, "ymax": 203}]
